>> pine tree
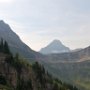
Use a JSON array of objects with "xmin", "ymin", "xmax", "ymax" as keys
[
  {"xmin": 0, "ymin": 75, "xmax": 7, "ymax": 85},
  {"xmin": 4, "ymin": 41, "xmax": 10, "ymax": 54},
  {"xmin": 15, "ymin": 53, "xmax": 19, "ymax": 60},
  {"xmin": 0, "ymin": 38, "xmax": 4, "ymax": 52},
  {"xmin": 53, "ymin": 83, "xmax": 59, "ymax": 90}
]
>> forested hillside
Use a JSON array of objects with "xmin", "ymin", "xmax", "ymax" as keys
[{"xmin": 0, "ymin": 40, "xmax": 79, "ymax": 90}]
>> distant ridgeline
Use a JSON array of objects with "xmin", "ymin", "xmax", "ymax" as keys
[{"xmin": 0, "ymin": 40, "xmax": 79, "ymax": 90}]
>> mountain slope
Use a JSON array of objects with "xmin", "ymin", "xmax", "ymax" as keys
[
  {"xmin": 40, "ymin": 46, "xmax": 90, "ymax": 90},
  {"xmin": 0, "ymin": 20, "xmax": 41, "ymax": 60},
  {"xmin": 0, "ymin": 42, "xmax": 79, "ymax": 90},
  {"xmin": 0, "ymin": 53, "xmax": 79, "ymax": 90},
  {"xmin": 40, "ymin": 40, "xmax": 70, "ymax": 54},
  {"xmin": 42, "ymin": 45, "xmax": 90, "ymax": 62}
]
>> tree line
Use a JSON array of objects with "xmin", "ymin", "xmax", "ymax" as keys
[{"xmin": 0, "ymin": 39, "xmax": 10, "ymax": 54}]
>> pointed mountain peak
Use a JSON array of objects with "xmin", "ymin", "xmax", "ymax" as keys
[
  {"xmin": 0, "ymin": 20, "xmax": 4, "ymax": 23},
  {"xmin": 53, "ymin": 39, "xmax": 61, "ymax": 42},
  {"xmin": 0, "ymin": 20, "xmax": 11, "ymax": 31},
  {"xmin": 0, "ymin": 20, "xmax": 7, "ymax": 25},
  {"xmin": 50, "ymin": 39, "xmax": 62, "ymax": 45},
  {"xmin": 0, "ymin": 20, "xmax": 8, "ymax": 26},
  {"xmin": 40, "ymin": 40, "xmax": 70, "ymax": 54}
]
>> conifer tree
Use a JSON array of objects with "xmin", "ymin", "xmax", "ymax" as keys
[
  {"xmin": 4, "ymin": 41, "xmax": 10, "ymax": 54},
  {"xmin": 53, "ymin": 83, "xmax": 59, "ymax": 90},
  {"xmin": 0, "ymin": 38, "xmax": 4, "ymax": 52},
  {"xmin": 15, "ymin": 53, "xmax": 19, "ymax": 60}
]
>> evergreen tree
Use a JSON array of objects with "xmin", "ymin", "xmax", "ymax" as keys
[
  {"xmin": 32, "ymin": 62, "xmax": 46, "ymax": 86},
  {"xmin": 0, "ymin": 38, "xmax": 4, "ymax": 52},
  {"xmin": 53, "ymin": 83, "xmax": 59, "ymax": 90},
  {"xmin": 4, "ymin": 41, "xmax": 10, "ymax": 54},
  {"xmin": 15, "ymin": 53, "xmax": 19, "ymax": 60},
  {"xmin": 0, "ymin": 42, "xmax": 1, "ymax": 52},
  {"xmin": 0, "ymin": 75, "xmax": 7, "ymax": 85},
  {"xmin": 0, "ymin": 39, "xmax": 11, "ymax": 54}
]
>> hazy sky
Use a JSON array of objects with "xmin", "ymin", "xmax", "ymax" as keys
[{"xmin": 0, "ymin": 0, "xmax": 90, "ymax": 51}]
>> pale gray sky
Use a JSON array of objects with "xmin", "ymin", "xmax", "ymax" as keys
[{"xmin": 0, "ymin": 0, "xmax": 90, "ymax": 51}]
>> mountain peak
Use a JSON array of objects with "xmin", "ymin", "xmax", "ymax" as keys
[
  {"xmin": 40, "ymin": 40, "xmax": 70, "ymax": 54},
  {"xmin": 0, "ymin": 20, "xmax": 8, "ymax": 26},
  {"xmin": 53, "ymin": 39, "xmax": 61, "ymax": 42},
  {"xmin": 0, "ymin": 20, "xmax": 12, "ymax": 32},
  {"xmin": 50, "ymin": 39, "xmax": 62, "ymax": 45},
  {"xmin": 0, "ymin": 20, "xmax": 4, "ymax": 23}
]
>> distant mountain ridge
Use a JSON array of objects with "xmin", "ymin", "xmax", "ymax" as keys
[
  {"xmin": 41, "ymin": 45, "xmax": 90, "ymax": 90},
  {"xmin": 43, "ymin": 45, "xmax": 90, "ymax": 62},
  {"xmin": 0, "ymin": 20, "xmax": 41, "ymax": 60},
  {"xmin": 40, "ymin": 40, "xmax": 70, "ymax": 54}
]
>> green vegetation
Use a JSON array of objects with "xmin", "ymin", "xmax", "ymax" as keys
[
  {"xmin": 0, "ymin": 39, "xmax": 11, "ymax": 54},
  {"xmin": 75, "ymin": 77, "xmax": 90, "ymax": 90},
  {"xmin": 0, "ymin": 75, "xmax": 7, "ymax": 85},
  {"xmin": 32, "ymin": 62, "xmax": 79, "ymax": 90},
  {"xmin": 0, "ymin": 40, "xmax": 79, "ymax": 90},
  {"xmin": 41, "ymin": 60, "xmax": 90, "ymax": 90}
]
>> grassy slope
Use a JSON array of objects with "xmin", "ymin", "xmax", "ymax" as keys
[{"xmin": 40, "ymin": 60, "xmax": 90, "ymax": 90}]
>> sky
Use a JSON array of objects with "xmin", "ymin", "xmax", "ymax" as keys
[{"xmin": 0, "ymin": 0, "xmax": 90, "ymax": 51}]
